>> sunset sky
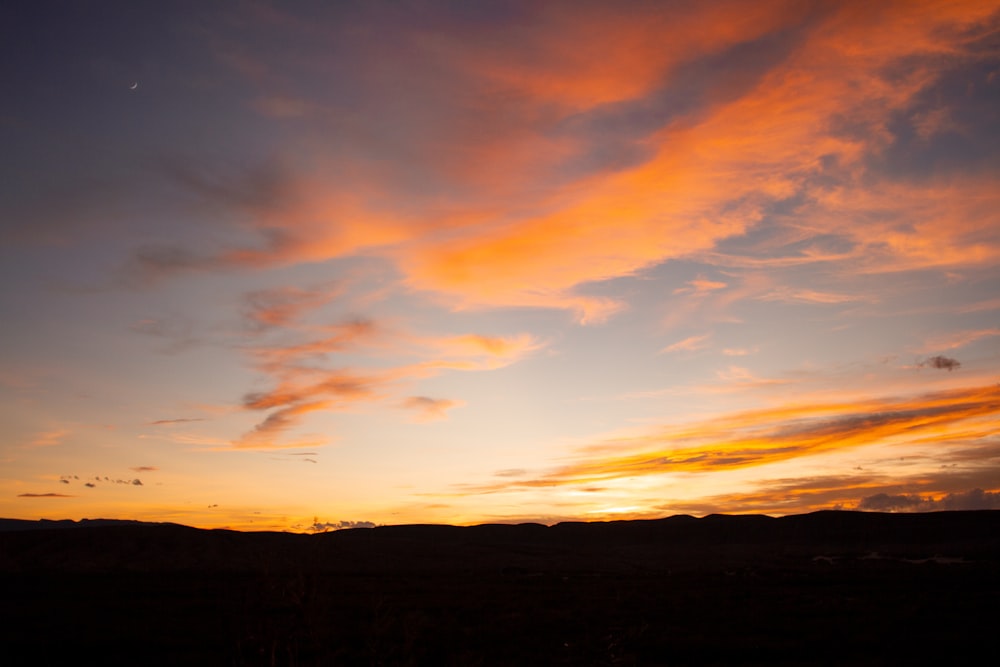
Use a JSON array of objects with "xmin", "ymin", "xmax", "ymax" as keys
[{"xmin": 2, "ymin": 0, "xmax": 998, "ymax": 531}]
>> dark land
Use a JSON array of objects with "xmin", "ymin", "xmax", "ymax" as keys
[{"xmin": 2, "ymin": 510, "xmax": 998, "ymax": 665}]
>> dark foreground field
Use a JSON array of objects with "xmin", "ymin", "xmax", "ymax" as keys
[{"xmin": 2, "ymin": 511, "xmax": 998, "ymax": 666}]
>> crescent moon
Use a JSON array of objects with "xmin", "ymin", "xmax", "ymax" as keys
[{"xmin": 129, "ymin": 82, "xmax": 138, "ymax": 90}]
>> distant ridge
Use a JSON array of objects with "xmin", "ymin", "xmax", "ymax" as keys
[
  {"xmin": 1, "ymin": 510, "xmax": 997, "ymax": 574},
  {"xmin": 0, "ymin": 517, "xmax": 184, "ymax": 532},
  {"xmin": 3, "ymin": 511, "xmax": 997, "ymax": 665}
]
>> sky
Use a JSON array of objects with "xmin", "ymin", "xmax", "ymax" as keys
[{"xmin": 1, "ymin": 0, "xmax": 999, "ymax": 532}]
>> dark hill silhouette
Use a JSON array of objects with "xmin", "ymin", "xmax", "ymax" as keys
[
  {"xmin": 1, "ymin": 511, "xmax": 997, "ymax": 665},
  {"xmin": 2, "ymin": 510, "xmax": 997, "ymax": 572}
]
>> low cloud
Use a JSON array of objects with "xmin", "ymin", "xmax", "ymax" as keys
[
  {"xmin": 310, "ymin": 519, "xmax": 376, "ymax": 533},
  {"xmin": 17, "ymin": 493, "xmax": 73, "ymax": 498},
  {"xmin": 130, "ymin": 466, "xmax": 158, "ymax": 472},
  {"xmin": 58, "ymin": 475, "xmax": 146, "ymax": 488},
  {"xmin": 859, "ymin": 488, "xmax": 1000, "ymax": 512},
  {"xmin": 919, "ymin": 355, "xmax": 961, "ymax": 372}
]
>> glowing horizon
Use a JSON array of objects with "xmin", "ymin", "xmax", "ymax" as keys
[{"xmin": 2, "ymin": 0, "xmax": 998, "ymax": 531}]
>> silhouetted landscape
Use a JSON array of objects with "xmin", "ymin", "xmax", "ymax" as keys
[{"xmin": 2, "ymin": 510, "xmax": 998, "ymax": 665}]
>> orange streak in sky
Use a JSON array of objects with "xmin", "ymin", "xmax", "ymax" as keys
[{"xmin": 472, "ymin": 384, "xmax": 1000, "ymax": 491}]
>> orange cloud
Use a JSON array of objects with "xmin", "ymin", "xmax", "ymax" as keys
[
  {"xmin": 27, "ymin": 429, "xmax": 69, "ymax": 448},
  {"xmin": 482, "ymin": 0, "xmax": 813, "ymax": 112},
  {"xmin": 243, "ymin": 284, "xmax": 341, "ymax": 329},
  {"xmin": 194, "ymin": 2, "xmax": 999, "ymax": 449},
  {"xmin": 806, "ymin": 179, "xmax": 1000, "ymax": 274},
  {"xmin": 399, "ymin": 3, "xmax": 996, "ymax": 317},
  {"xmin": 419, "ymin": 333, "xmax": 545, "ymax": 369},
  {"xmin": 186, "ymin": 1, "xmax": 998, "ymax": 325},
  {"xmin": 661, "ymin": 462, "xmax": 1000, "ymax": 517},
  {"xmin": 249, "ymin": 319, "xmax": 380, "ymax": 374},
  {"xmin": 236, "ymin": 399, "xmax": 337, "ymax": 449},
  {"xmin": 757, "ymin": 287, "xmax": 870, "ymax": 305},
  {"xmin": 473, "ymin": 383, "xmax": 1000, "ymax": 492},
  {"xmin": 237, "ymin": 308, "xmax": 543, "ymax": 445}
]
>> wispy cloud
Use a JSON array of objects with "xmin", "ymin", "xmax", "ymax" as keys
[
  {"xmin": 9, "ymin": 2, "xmax": 998, "ymax": 528},
  {"xmin": 27, "ymin": 429, "xmax": 69, "ymax": 448},
  {"xmin": 672, "ymin": 278, "xmax": 728, "ymax": 296},
  {"xmin": 419, "ymin": 333, "xmax": 546, "ymax": 370},
  {"xmin": 958, "ymin": 298, "xmax": 1000, "ymax": 314},
  {"xmin": 469, "ymin": 383, "xmax": 1000, "ymax": 494},
  {"xmin": 715, "ymin": 366, "xmax": 790, "ymax": 387},
  {"xmin": 130, "ymin": 318, "xmax": 200, "ymax": 355},
  {"xmin": 148, "ymin": 418, "xmax": 204, "ymax": 426},
  {"xmin": 93, "ymin": 0, "xmax": 996, "ymax": 345},
  {"xmin": 493, "ymin": 468, "xmax": 527, "ymax": 478},
  {"xmin": 242, "ymin": 284, "xmax": 340, "ymax": 330},
  {"xmin": 920, "ymin": 328, "xmax": 1000, "ymax": 352},
  {"xmin": 757, "ymin": 287, "xmax": 869, "ymax": 305},
  {"xmin": 248, "ymin": 319, "xmax": 380, "ymax": 374},
  {"xmin": 17, "ymin": 493, "xmax": 73, "ymax": 498},
  {"xmin": 162, "ymin": 2, "xmax": 994, "ymax": 323},
  {"xmin": 237, "ymin": 371, "xmax": 379, "ymax": 448},
  {"xmin": 236, "ymin": 298, "xmax": 544, "ymax": 445},
  {"xmin": 400, "ymin": 396, "xmax": 464, "ymax": 422},
  {"xmin": 660, "ymin": 333, "xmax": 712, "ymax": 354}
]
